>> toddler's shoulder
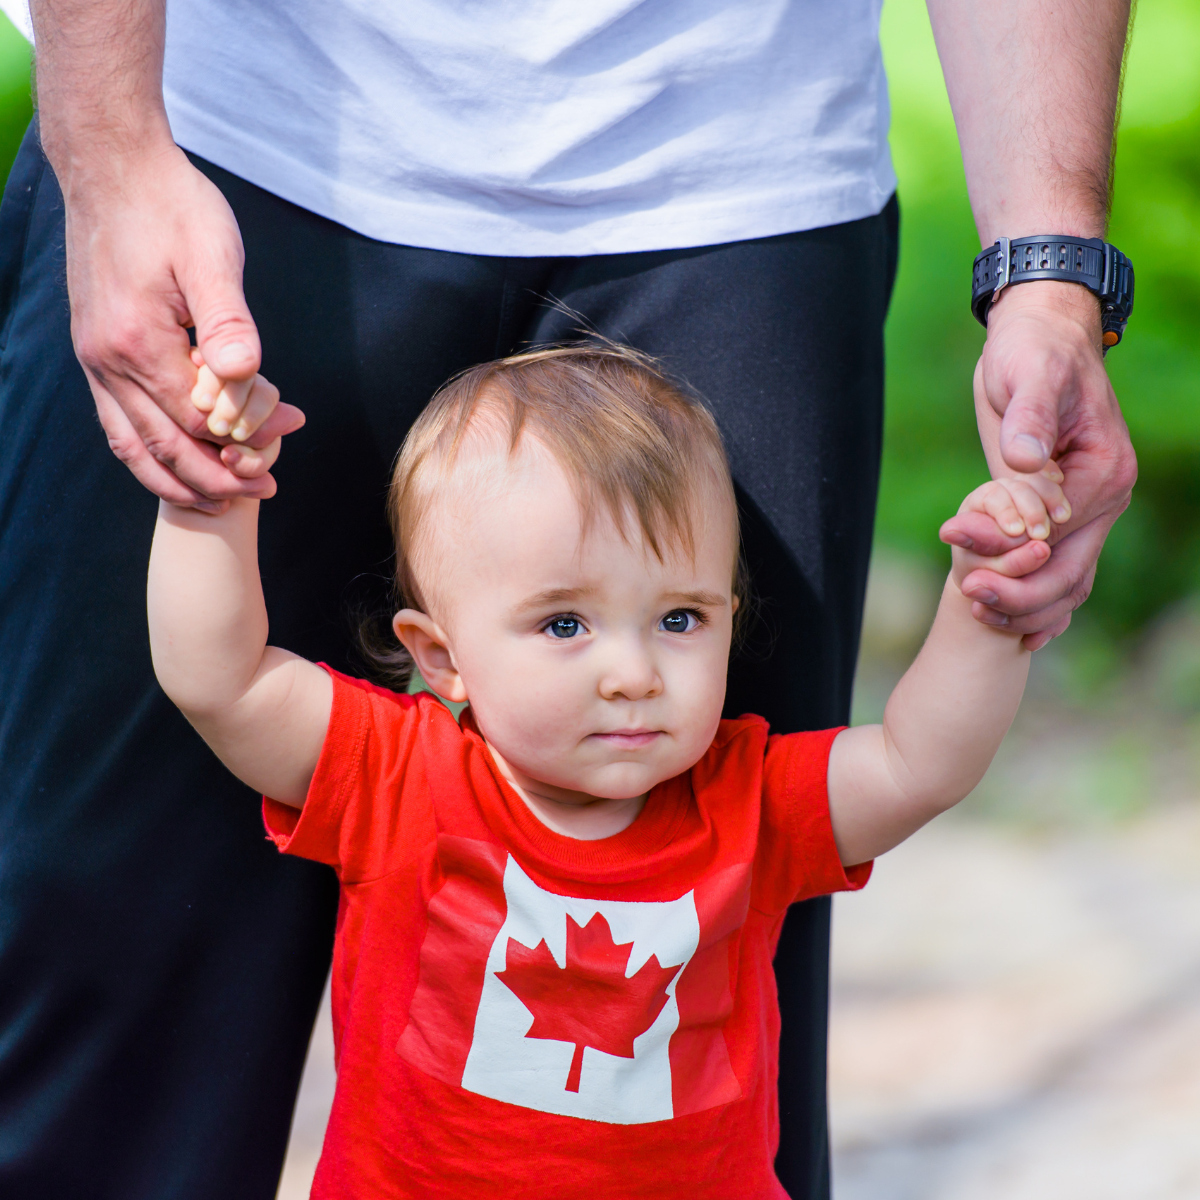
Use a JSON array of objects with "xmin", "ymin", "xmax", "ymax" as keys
[{"xmin": 317, "ymin": 667, "xmax": 464, "ymax": 768}]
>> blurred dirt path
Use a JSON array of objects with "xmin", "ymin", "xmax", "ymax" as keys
[{"xmin": 830, "ymin": 807, "xmax": 1200, "ymax": 1199}]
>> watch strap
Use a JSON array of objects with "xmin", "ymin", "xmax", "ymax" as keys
[{"xmin": 971, "ymin": 235, "xmax": 1134, "ymax": 348}]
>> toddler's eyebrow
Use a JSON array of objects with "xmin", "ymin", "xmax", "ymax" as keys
[
  {"xmin": 512, "ymin": 586, "xmax": 596, "ymax": 614},
  {"xmin": 664, "ymin": 590, "xmax": 727, "ymax": 608},
  {"xmin": 511, "ymin": 586, "xmax": 727, "ymax": 615}
]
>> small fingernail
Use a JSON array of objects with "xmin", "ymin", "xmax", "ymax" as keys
[
  {"xmin": 231, "ymin": 423, "xmax": 249, "ymax": 442},
  {"xmin": 1029, "ymin": 522, "xmax": 1049, "ymax": 539},
  {"xmin": 978, "ymin": 609, "xmax": 1010, "ymax": 627},
  {"xmin": 223, "ymin": 447, "xmax": 242, "ymax": 464},
  {"xmin": 1052, "ymin": 504, "xmax": 1070, "ymax": 522},
  {"xmin": 971, "ymin": 588, "xmax": 1000, "ymax": 605},
  {"xmin": 1014, "ymin": 433, "xmax": 1049, "ymax": 460},
  {"xmin": 216, "ymin": 341, "xmax": 253, "ymax": 371},
  {"xmin": 209, "ymin": 417, "xmax": 231, "ymax": 436},
  {"xmin": 1003, "ymin": 520, "xmax": 1025, "ymax": 535}
]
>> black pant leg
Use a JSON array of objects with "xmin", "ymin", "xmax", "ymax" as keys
[
  {"xmin": 0, "ymin": 125, "xmax": 338, "ymax": 1200},
  {"xmin": 0, "ymin": 129, "xmax": 554, "ymax": 1199},
  {"xmin": 528, "ymin": 208, "xmax": 898, "ymax": 1198}
]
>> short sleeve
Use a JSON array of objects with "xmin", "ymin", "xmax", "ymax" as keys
[
  {"xmin": 262, "ymin": 667, "xmax": 443, "ymax": 882},
  {"xmin": 752, "ymin": 727, "xmax": 872, "ymax": 913}
]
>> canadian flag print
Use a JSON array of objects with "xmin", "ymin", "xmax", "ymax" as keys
[
  {"xmin": 463, "ymin": 857, "xmax": 696, "ymax": 1122},
  {"xmin": 397, "ymin": 836, "xmax": 748, "ymax": 1125}
]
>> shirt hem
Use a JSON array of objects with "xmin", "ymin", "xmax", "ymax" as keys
[{"xmin": 165, "ymin": 93, "xmax": 897, "ymax": 258}]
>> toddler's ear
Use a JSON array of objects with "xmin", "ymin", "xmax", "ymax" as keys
[{"xmin": 392, "ymin": 610, "xmax": 468, "ymax": 703}]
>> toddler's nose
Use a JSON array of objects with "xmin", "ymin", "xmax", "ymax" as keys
[{"xmin": 597, "ymin": 642, "xmax": 663, "ymax": 702}]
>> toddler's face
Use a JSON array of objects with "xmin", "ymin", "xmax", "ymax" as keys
[{"xmin": 402, "ymin": 436, "xmax": 737, "ymax": 808}]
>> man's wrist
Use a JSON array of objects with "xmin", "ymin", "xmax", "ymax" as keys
[
  {"xmin": 41, "ymin": 109, "xmax": 178, "ymax": 200},
  {"xmin": 987, "ymin": 279, "xmax": 1102, "ymax": 336}
]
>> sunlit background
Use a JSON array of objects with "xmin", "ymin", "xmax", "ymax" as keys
[{"xmin": 1, "ymin": 1, "xmax": 1197, "ymax": 1195}]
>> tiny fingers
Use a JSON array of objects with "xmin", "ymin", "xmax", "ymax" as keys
[
  {"xmin": 192, "ymin": 370, "xmax": 279, "ymax": 441},
  {"xmin": 205, "ymin": 375, "xmax": 254, "ymax": 437},
  {"xmin": 963, "ymin": 462, "xmax": 1070, "ymax": 544},
  {"xmin": 1001, "ymin": 480, "xmax": 1054, "ymax": 540},
  {"xmin": 229, "ymin": 376, "xmax": 281, "ymax": 442},
  {"xmin": 221, "ymin": 436, "xmax": 281, "ymax": 478},
  {"xmin": 1024, "ymin": 462, "xmax": 1072, "ymax": 526},
  {"xmin": 976, "ymin": 482, "xmax": 1028, "ymax": 539},
  {"xmin": 190, "ymin": 362, "xmax": 222, "ymax": 415}
]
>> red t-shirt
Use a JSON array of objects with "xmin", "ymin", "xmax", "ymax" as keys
[{"xmin": 264, "ymin": 669, "xmax": 870, "ymax": 1199}]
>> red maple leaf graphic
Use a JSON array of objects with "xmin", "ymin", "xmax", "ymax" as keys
[{"xmin": 495, "ymin": 912, "xmax": 682, "ymax": 1092}]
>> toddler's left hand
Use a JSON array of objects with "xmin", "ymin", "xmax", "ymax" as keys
[{"xmin": 942, "ymin": 463, "xmax": 1070, "ymax": 620}]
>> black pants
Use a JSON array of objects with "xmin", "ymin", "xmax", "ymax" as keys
[{"xmin": 0, "ymin": 120, "xmax": 897, "ymax": 1199}]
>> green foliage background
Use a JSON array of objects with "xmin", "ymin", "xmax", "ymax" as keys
[
  {"xmin": 878, "ymin": 0, "xmax": 1200, "ymax": 650},
  {"xmin": 0, "ymin": 1, "xmax": 1196, "ymax": 649}
]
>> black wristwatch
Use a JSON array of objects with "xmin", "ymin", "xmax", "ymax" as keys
[{"xmin": 971, "ymin": 236, "xmax": 1134, "ymax": 349}]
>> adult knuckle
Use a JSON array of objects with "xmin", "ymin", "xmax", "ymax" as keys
[
  {"xmin": 89, "ymin": 305, "xmax": 153, "ymax": 365},
  {"xmin": 105, "ymin": 431, "xmax": 145, "ymax": 466},
  {"xmin": 1115, "ymin": 449, "xmax": 1138, "ymax": 497},
  {"xmin": 142, "ymin": 426, "xmax": 185, "ymax": 467},
  {"xmin": 72, "ymin": 329, "xmax": 106, "ymax": 374},
  {"xmin": 202, "ymin": 306, "xmax": 254, "ymax": 341}
]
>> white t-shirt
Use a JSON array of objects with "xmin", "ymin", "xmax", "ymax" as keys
[{"xmin": 7, "ymin": 0, "xmax": 895, "ymax": 257}]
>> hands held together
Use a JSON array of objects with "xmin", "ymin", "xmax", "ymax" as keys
[
  {"xmin": 188, "ymin": 350, "xmax": 289, "ymax": 484},
  {"xmin": 939, "ymin": 282, "xmax": 1136, "ymax": 650}
]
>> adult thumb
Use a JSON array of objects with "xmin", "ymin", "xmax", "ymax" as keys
[
  {"xmin": 190, "ymin": 278, "xmax": 262, "ymax": 383},
  {"xmin": 991, "ymin": 374, "xmax": 1060, "ymax": 476}
]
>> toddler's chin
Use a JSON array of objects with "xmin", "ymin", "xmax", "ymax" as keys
[{"xmin": 574, "ymin": 764, "xmax": 672, "ymax": 803}]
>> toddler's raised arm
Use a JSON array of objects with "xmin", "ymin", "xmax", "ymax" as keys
[
  {"xmin": 828, "ymin": 466, "xmax": 1067, "ymax": 864},
  {"xmin": 147, "ymin": 376, "xmax": 331, "ymax": 807}
]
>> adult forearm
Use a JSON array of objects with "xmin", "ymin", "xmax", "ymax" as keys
[
  {"xmin": 31, "ymin": 0, "xmax": 173, "ymax": 194},
  {"xmin": 927, "ymin": 0, "xmax": 1131, "ymax": 245}
]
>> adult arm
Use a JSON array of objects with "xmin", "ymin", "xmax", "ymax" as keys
[
  {"xmin": 929, "ymin": 0, "xmax": 1138, "ymax": 649},
  {"xmin": 31, "ymin": 0, "xmax": 302, "ymax": 510}
]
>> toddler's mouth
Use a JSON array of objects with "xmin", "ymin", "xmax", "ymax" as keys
[{"xmin": 590, "ymin": 729, "xmax": 662, "ymax": 749}]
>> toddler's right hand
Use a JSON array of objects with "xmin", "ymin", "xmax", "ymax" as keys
[{"xmin": 189, "ymin": 348, "xmax": 295, "ymax": 480}]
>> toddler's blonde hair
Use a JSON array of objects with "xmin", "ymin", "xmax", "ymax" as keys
[{"xmin": 366, "ymin": 341, "xmax": 742, "ymax": 686}]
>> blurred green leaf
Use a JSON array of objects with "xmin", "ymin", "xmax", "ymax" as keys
[{"xmin": 0, "ymin": 13, "xmax": 30, "ymax": 179}]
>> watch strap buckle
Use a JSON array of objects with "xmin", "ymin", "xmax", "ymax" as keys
[{"xmin": 992, "ymin": 236, "xmax": 1012, "ymax": 303}]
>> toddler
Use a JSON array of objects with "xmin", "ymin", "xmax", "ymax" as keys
[{"xmin": 149, "ymin": 343, "xmax": 1066, "ymax": 1198}]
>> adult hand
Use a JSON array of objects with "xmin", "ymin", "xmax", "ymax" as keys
[
  {"xmin": 60, "ymin": 138, "xmax": 304, "ymax": 512},
  {"xmin": 940, "ymin": 281, "xmax": 1137, "ymax": 650}
]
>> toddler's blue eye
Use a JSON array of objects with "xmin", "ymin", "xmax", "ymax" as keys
[
  {"xmin": 661, "ymin": 610, "xmax": 696, "ymax": 634},
  {"xmin": 548, "ymin": 617, "xmax": 580, "ymax": 639}
]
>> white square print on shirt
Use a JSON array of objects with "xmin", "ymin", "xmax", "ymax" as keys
[{"xmin": 461, "ymin": 856, "xmax": 701, "ymax": 1124}]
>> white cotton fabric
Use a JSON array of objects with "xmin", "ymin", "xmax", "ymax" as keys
[{"xmin": 4, "ymin": 0, "xmax": 896, "ymax": 256}]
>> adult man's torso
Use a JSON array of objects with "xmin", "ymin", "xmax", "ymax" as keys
[{"xmin": 161, "ymin": 0, "xmax": 895, "ymax": 255}]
